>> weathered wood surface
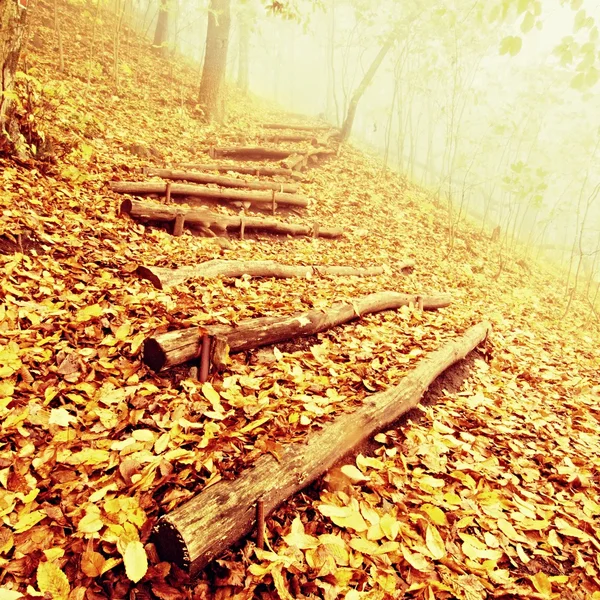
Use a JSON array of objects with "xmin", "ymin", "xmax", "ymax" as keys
[
  {"xmin": 142, "ymin": 290, "xmax": 452, "ymax": 372},
  {"xmin": 175, "ymin": 164, "xmax": 303, "ymax": 180},
  {"xmin": 110, "ymin": 181, "xmax": 308, "ymax": 208},
  {"xmin": 120, "ymin": 199, "xmax": 341, "ymax": 239},
  {"xmin": 260, "ymin": 134, "xmax": 316, "ymax": 143},
  {"xmin": 143, "ymin": 168, "xmax": 298, "ymax": 194},
  {"xmin": 135, "ymin": 259, "xmax": 414, "ymax": 290},
  {"xmin": 208, "ymin": 146, "xmax": 293, "ymax": 160},
  {"xmin": 153, "ymin": 321, "xmax": 491, "ymax": 574},
  {"xmin": 282, "ymin": 147, "xmax": 336, "ymax": 171},
  {"xmin": 261, "ymin": 123, "xmax": 334, "ymax": 132}
]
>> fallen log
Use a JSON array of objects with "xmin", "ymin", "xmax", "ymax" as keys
[
  {"xmin": 282, "ymin": 147, "xmax": 336, "ymax": 171},
  {"xmin": 208, "ymin": 146, "xmax": 292, "ymax": 160},
  {"xmin": 175, "ymin": 164, "xmax": 303, "ymax": 180},
  {"xmin": 260, "ymin": 134, "xmax": 315, "ymax": 144},
  {"xmin": 261, "ymin": 123, "xmax": 334, "ymax": 132},
  {"xmin": 142, "ymin": 168, "xmax": 298, "ymax": 194},
  {"xmin": 142, "ymin": 290, "xmax": 452, "ymax": 372},
  {"xmin": 110, "ymin": 181, "xmax": 308, "ymax": 209},
  {"xmin": 153, "ymin": 321, "xmax": 491, "ymax": 574},
  {"xmin": 135, "ymin": 259, "xmax": 414, "ymax": 290},
  {"xmin": 120, "ymin": 199, "xmax": 341, "ymax": 239}
]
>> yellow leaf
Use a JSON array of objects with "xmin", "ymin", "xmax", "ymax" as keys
[
  {"xmin": 283, "ymin": 517, "xmax": 319, "ymax": 550},
  {"xmin": 13, "ymin": 510, "xmax": 45, "ymax": 533},
  {"xmin": 130, "ymin": 332, "xmax": 145, "ymax": 354},
  {"xmin": 498, "ymin": 518, "xmax": 527, "ymax": 542},
  {"xmin": 37, "ymin": 561, "xmax": 70, "ymax": 600},
  {"xmin": 349, "ymin": 538, "xmax": 380, "ymax": 555},
  {"xmin": 425, "ymin": 525, "xmax": 446, "ymax": 560},
  {"xmin": 78, "ymin": 512, "xmax": 104, "ymax": 534},
  {"xmin": 319, "ymin": 534, "xmax": 349, "ymax": 566},
  {"xmin": 421, "ymin": 504, "xmax": 449, "ymax": 527},
  {"xmin": 76, "ymin": 304, "xmax": 103, "ymax": 323},
  {"xmin": 49, "ymin": 407, "xmax": 77, "ymax": 427},
  {"xmin": 123, "ymin": 540, "xmax": 148, "ymax": 583},
  {"xmin": 530, "ymin": 572, "xmax": 552, "ymax": 597},
  {"xmin": 202, "ymin": 381, "xmax": 221, "ymax": 406},
  {"xmin": 81, "ymin": 549, "xmax": 106, "ymax": 577},
  {"xmin": 115, "ymin": 322, "xmax": 131, "ymax": 341},
  {"xmin": 0, "ymin": 589, "xmax": 23, "ymax": 599},
  {"xmin": 380, "ymin": 513, "xmax": 400, "ymax": 540},
  {"xmin": 340, "ymin": 464, "xmax": 369, "ymax": 483},
  {"xmin": 401, "ymin": 546, "xmax": 432, "ymax": 572}
]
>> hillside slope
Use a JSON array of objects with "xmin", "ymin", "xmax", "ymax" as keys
[{"xmin": 0, "ymin": 2, "xmax": 599, "ymax": 599}]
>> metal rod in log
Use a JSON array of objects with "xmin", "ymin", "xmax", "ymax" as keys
[
  {"xmin": 199, "ymin": 335, "xmax": 210, "ymax": 383},
  {"xmin": 142, "ymin": 291, "xmax": 452, "ymax": 372},
  {"xmin": 110, "ymin": 181, "xmax": 309, "ymax": 209},
  {"xmin": 152, "ymin": 322, "xmax": 491, "ymax": 575}
]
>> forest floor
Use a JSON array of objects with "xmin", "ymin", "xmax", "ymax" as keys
[{"xmin": 0, "ymin": 1, "xmax": 599, "ymax": 599}]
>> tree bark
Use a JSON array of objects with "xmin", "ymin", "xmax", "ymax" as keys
[
  {"xmin": 208, "ymin": 146, "xmax": 293, "ymax": 160},
  {"xmin": 152, "ymin": 0, "xmax": 169, "ymax": 56},
  {"xmin": 198, "ymin": 0, "xmax": 231, "ymax": 122},
  {"xmin": 110, "ymin": 181, "xmax": 309, "ymax": 208},
  {"xmin": 120, "ymin": 199, "xmax": 341, "ymax": 239},
  {"xmin": 153, "ymin": 322, "xmax": 490, "ymax": 574},
  {"xmin": 340, "ymin": 31, "xmax": 397, "ymax": 142},
  {"xmin": 175, "ymin": 163, "xmax": 303, "ymax": 180},
  {"xmin": 135, "ymin": 259, "xmax": 414, "ymax": 289},
  {"xmin": 236, "ymin": 1, "xmax": 250, "ymax": 93},
  {"xmin": 0, "ymin": 0, "xmax": 28, "ymax": 154},
  {"xmin": 142, "ymin": 290, "xmax": 452, "ymax": 372},
  {"xmin": 143, "ymin": 168, "xmax": 298, "ymax": 193}
]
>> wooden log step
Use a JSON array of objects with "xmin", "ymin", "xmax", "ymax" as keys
[
  {"xmin": 261, "ymin": 122, "xmax": 334, "ymax": 132},
  {"xmin": 175, "ymin": 164, "xmax": 303, "ymax": 180},
  {"xmin": 135, "ymin": 259, "xmax": 415, "ymax": 289},
  {"xmin": 142, "ymin": 290, "xmax": 452, "ymax": 372},
  {"xmin": 110, "ymin": 181, "xmax": 309, "ymax": 209},
  {"xmin": 282, "ymin": 147, "xmax": 336, "ymax": 171},
  {"xmin": 143, "ymin": 168, "xmax": 299, "ymax": 194},
  {"xmin": 208, "ymin": 146, "xmax": 292, "ymax": 160},
  {"xmin": 120, "ymin": 199, "xmax": 342, "ymax": 239},
  {"xmin": 260, "ymin": 134, "xmax": 317, "ymax": 144},
  {"xmin": 152, "ymin": 321, "xmax": 491, "ymax": 574}
]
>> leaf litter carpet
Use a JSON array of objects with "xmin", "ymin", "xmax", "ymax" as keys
[{"xmin": 0, "ymin": 5, "xmax": 599, "ymax": 599}]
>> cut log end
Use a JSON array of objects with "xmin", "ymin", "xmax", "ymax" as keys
[
  {"xmin": 154, "ymin": 517, "xmax": 191, "ymax": 571},
  {"xmin": 120, "ymin": 199, "xmax": 133, "ymax": 216},
  {"xmin": 135, "ymin": 266, "xmax": 163, "ymax": 290},
  {"xmin": 142, "ymin": 338, "xmax": 169, "ymax": 372}
]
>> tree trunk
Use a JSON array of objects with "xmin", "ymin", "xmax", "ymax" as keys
[
  {"xmin": 175, "ymin": 163, "xmax": 303, "ymax": 180},
  {"xmin": 120, "ymin": 199, "xmax": 342, "ymax": 239},
  {"xmin": 198, "ymin": 0, "xmax": 231, "ymax": 122},
  {"xmin": 152, "ymin": 322, "xmax": 490, "ymax": 574},
  {"xmin": 110, "ymin": 181, "xmax": 309, "ymax": 208},
  {"xmin": 152, "ymin": 0, "xmax": 169, "ymax": 56},
  {"xmin": 143, "ymin": 168, "xmax": 298, "ymax": 193},
  {"xmin": 236, "ymin": 2, "xmax": 250, "ymax": 93},
  {"xmin": 135, "ymin": 258, "xmax": 414, "ymax": 289},
  {"xmin": 0, "ymin": 0, "xmax": 28, "ymax": 155},
  {"xmin": 142, "ymin": 291, "xmax": 452, "ymax": 372},
  {"xmin": 339, "ymin": 31, "xmax": 397, "ymax": 143}
]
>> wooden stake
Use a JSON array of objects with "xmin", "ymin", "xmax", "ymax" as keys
[
  {"xmin": 417, "ymin": 296, "xmax": 424, "ymax": 311},
  {"xmin": 239, "ymin": 217, "xmax": 245, "ymax": 240},
  {"xmin": 256, "ymin": 500, "xmax": 265, "ymax": 550},
  {"xmin": 173, "ymin": 213, "xmax": 185, "ymax": 237},
  {"xmin": 165, "ymin": 181, "xmax": 172, "ymax": 205},
  {"xmin": 271, "ymin": 190, "xmax": 276, "ymax": 215},
  {"xmin": 199, "ymin": 335, "xmax": 211, "ymax": 383}
]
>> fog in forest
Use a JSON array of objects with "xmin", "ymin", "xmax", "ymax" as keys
[{"xmin": 78, "ymin": 0, "xmax": 600, "ymax": 293}]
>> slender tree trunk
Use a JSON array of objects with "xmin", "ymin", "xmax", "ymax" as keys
[
  {"xmin": 339, "ymin": 30, "xmax": 397, "ymax": 142},
  {"xmin": 198, "ymin": 0, "xmax": 231, "ymax": 122},
  {"xmin": 152, "ymin": 0, "xmax": 169, "ymax": 56},
  {"xmin": 0, "ymin": 0, "xmax": 28, "ymax": 155},
  {"xmin": 236, "ymin": 3, "xmax": 250, "ymax": 93},
  {"xmin": 54, "ymin": 0, "xmax": 65, "ymax": 71}
]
